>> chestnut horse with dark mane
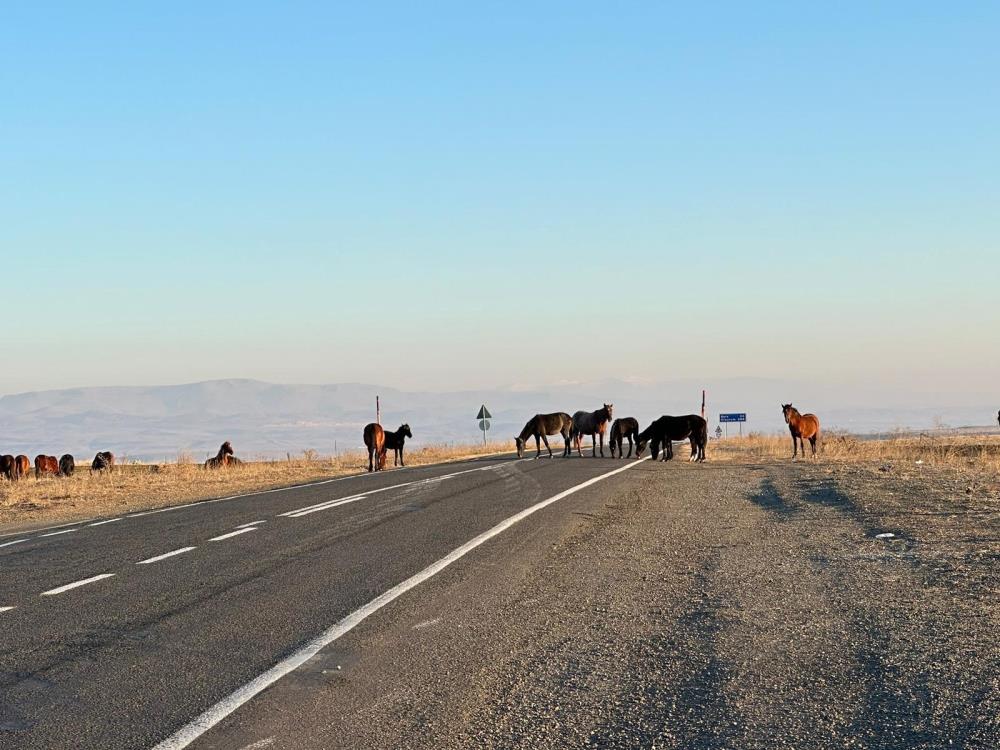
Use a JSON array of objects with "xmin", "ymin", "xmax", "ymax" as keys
[
  {"xmin": 205, "ymin": 441, "xmax": 242, "ymax": 469},
  {"xmin": 515, "ymin": 412, "xmax": 573, "ymax": 458},
  {"xmin": 571, "ymin": 404, "xmax": 614, "ymax": 457},
  {"xmin": 782, "ymin": 403, "xmax": 821, "ymax": 458},
  {"xmin": 363, "ymin": 423, "xmax": 387, "ymax": 472},
  {"xmin": 35, "ymin": 455, "xmax": 59, "ymax": 479},
  {"xmin": 14, "ymin": 455, "xmax": 31, "ymax": 480},
  {"xmin": 608, "ymin": 417, "xmax": 640, "ymax": 458}
]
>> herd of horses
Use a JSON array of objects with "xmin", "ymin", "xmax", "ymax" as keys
[
  {"xmin": 0, "ymin": 450, "xmax": 115, "ymax": 481},
  {"xmin": 1, "ymin": 404, "xmax": 823, "ymax": 481},
  {"xmin": 514, "ymin": 403, "xmax": 822, "ymax": 462},
  {"xmin": 514, "ymin": 405, "xmax": 710, "ymax": 462}
]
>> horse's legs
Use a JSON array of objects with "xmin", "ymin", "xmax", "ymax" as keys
[
  {"xmin": 534, "ymin": 434, "xmax": 542, "ymax": 459},
  {"xmin": 541, "ymin": 433, "xmax": 552, "ymax": 458},
  {"xmin": 599, "ymin": 431, "xmax": 605, "ymax": 458},
  {"xmin": 809, "ymin": 436, "xmax": 817, "ymax": 457},
  {"xmin": 400, "ymin": 446, "xmax": 405, "ymax": 467},
  {"xmin": 367, "ymin": 447, "xmax": 374, "ymax": 472},
  {"xmin": 626, "ymin": 436, "xmax": 633, "ymax": 458}
]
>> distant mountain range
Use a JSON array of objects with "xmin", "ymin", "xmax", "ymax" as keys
[{"xmin": 0, "ymin": 378, "xmax": 996, "ymax": 461}]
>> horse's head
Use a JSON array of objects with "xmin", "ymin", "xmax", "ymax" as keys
[
  {"xmin": 221, "ymin": 441, "xmax": 234, "ymax": 455},
  {"xmin": 515, "ymin": 437, "xmax": 525, "ymax": 458},
  {"xmin": 781, "ymin": 404, "xmax": 794, "ymax": 424},
  {"xmin": 604, "ymin": 403, "xmax": 614, "ymax": 420},
  {"xmin": 635, "ymin": 437, "xmax": 648, "ymax": 457},
  {"xmin": 400, "ymin": 424, "xmax": 412, "ymax": 439}
]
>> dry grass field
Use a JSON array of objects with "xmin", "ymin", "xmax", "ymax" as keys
[
  {"xmin": 0, "ymin": 441, "xmax": 516, "ymax": 529},
  {"xmin": 712, "ymin": 431, "xmax": 1000, "ymax": 476}
]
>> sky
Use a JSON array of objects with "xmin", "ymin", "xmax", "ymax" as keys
[{"xmin": 2, "ymin": 2, "xmax": 998, "ymax": 401}]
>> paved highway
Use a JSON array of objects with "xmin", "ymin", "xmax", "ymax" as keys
[{"xmin": 0, "ymin": 453, "xmax": 643, "ymax": 749}]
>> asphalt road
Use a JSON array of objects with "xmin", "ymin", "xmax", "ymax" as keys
[
  {"xmin": 0, "ymin": 452, "xmax": 643, "ymax": 749},
  {"xmin": 2, "ymin": 453, "xmax": 997, "ymax": 749}
]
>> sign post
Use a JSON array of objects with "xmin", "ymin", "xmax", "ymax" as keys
[
  {"xmin": 476, "ymin": 404, "xmax": 492, "ymax": 448},
  {"xmin": 719, "ymin": 412, "xmax": 747, "ymax": 437}
]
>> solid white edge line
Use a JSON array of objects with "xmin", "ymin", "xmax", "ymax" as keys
[
  {"xmin": 150, "ymin": 456, "xmax": 648, "ymax": 750},
  {"xmin": 40, "ymin": 528, "xmax": 79, "ymax": 537},
  {"xmin": 41, "ymin": 573, "xmax": 116, "ymax": 596},
  {"xmin": 137, "ymin": 547, "xmax": 197, "ymax": 565},
  {"xmin": 208, "ymin": 528, "xmax": 257, "ymax": 542}
]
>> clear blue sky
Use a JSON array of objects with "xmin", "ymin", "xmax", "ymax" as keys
[{"xmin": 2, "ymin": 2, "xmax": 998, "ymax": 397}]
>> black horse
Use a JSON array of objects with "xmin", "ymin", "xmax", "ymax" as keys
[
  {"xmin": 636, "ymin": 415, "xmax": 707, "ymax": 462},
  {"xmin": 515, "ymin": 412, "xmax": 574, "ymax": 458},
  {"xmin": 608, "ymin": 417, "xmax": 640, "ymax": 458},
  {"xmin": 59, "ymin": 454, "xmax": 75, "ymax": 477},
  {"xmin": 384, "ymin": 424, "xmax": 413, "ymax": 467},
  {"xmin": 91, "ymin": 451, "xmax": 115, "ymax": 473},
  {"xmin": 0, "ymin": 455, "xmax": 13, "ymax": 481}
]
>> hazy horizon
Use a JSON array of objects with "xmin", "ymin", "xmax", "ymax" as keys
[{"xmin": 3, "ymin": 4, "xmax": 998, "ymax": 399}]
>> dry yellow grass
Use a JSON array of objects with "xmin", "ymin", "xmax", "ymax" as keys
[
  {"xmin": 0, "ymin": 441, "xmax": 516, "ymax": 529},
  {"xmin": 712, "ymin": 432, "xmax": 1000, "ymax": 477}
]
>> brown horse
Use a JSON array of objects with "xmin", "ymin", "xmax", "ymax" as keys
[
  {"xmin": 0, "ymin": 455, "xmax": 14, "ymax": 480},
  {"xmin": 59, "ymin": 454, "xmax": 75, "ymax": 477},
  {"xmin": 34, "ymin": 455, "xmax": 59, "ymax": 479},
  {"xmin": 205, "ymin": 441, "xmax": 241, "ymax": 469},
  {"xmin": 515, "ymin": 412, "xmax": 574, "ymax": 458},
  {"xmin": 384, "ymin": 424, "xmax": 412, "ymax": 467},
  {"xmin": 363, "ymin": 423, "xmax": 387, "ymax": 472},
  {"xmin": 91, "ymin": 451, "xmax": 115, "ymax": 473},
  {"xmin": 782, "ymin": 403, "xmax": 821, "ymax": 458},
  {"xmin": 608, "ymin": 417, "xmax": 640, "ymax": 458},
  {"xmin": 14, "ymin": 455, "xmax": 31, "ymax": 480},
  {"xmin": 571, "ymin": 404, "xmax": 614, "ymax": 457}
]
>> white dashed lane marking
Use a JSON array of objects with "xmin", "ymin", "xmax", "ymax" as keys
[
  {"xmin": 0, "ymin": 539, "xmax": 28, "ymax": 549},
  {"xmin": 137, "ymin": 547, "xmax": 197, "ymax": 565},
  {"xmin": 89, "ymin": 518, "xmax": 123, "ymax": 527},
  {"xmin": 0, "ymin": 606, "xmax": 15, "ymax": 613},
  {"xmin": 41, "ymin": 573, "xmax": 117, "ymax": 597},
  {"xmin": 278, "ymin": 495, "xmax": 368, "ymax": 518},
  {"xmin": 209, "ymin": 528, "xmax": 257, "ymax": 542}
]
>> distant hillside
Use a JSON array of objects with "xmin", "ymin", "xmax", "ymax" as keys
[{"xmin": 0, "ymin": 378, "xmax": 995, "ymax": 461}]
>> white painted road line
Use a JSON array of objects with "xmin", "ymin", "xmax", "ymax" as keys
[
  {"xmin": 89, "ymin": 517, "xmax": 123, "ymax": 527},
  {"xmin": 277, "ymin": 462, "xmax": 508, "ymax": 519},
  {"xmin": 137, "ymin": 547, "xmax": 197, "ymax": 565},
  {"xmin": 237, "ymin": 521, "xmax": 267, "ymax": 528},
  {"xmin": 209, "ymin": 528, "xmax": 257, "ymax": 542},
  {"xmin": 40, "ymin": 528, "xmax": 78, "ymax": 538},
  {"xmin": 0, "ymin": 606, "xmax": 15, "ymax": 613},
  {"xmin": 151, "ymin": 456, "xmax": 647, "ymax": 750},
  {"xmin": 0, "ymin": 539, "xmax": 28, "ymax": 549},
  {"xmin": 41, "ymin": 573, "xmax": 117, "ymax": 597},
  {"xmin": 279, "ymin": 495, "xmax": 367, "ymax": 518}
]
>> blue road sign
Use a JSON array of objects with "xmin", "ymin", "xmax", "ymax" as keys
[{"xmin": 719, "ymin": 413, "xmax": 746, "ymax": 423}]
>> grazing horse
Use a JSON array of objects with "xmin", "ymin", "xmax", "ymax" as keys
[
  {"xmin": 608, "ymin": 417, "xmax": 640, "ymax": 458},
  {"xmin": 0, "ymin": 455, "xmax": 14, "ymax": 480},
  {"xmin": 363, "ymin": 423, "xmax": 387, "ymax": 472},
  {"xmin": 91, "ymin": 451, "xmax": 115, "ymax": 473},
  {"xmin": 14, "ymin": 455, "xmax": 31, "ymax": 480},
  {"xmin": 636, "ymin": 415, "xmax": 708, "ymax": 462},
  {"xmin": 34, "ymin": 455, "xmax": 59, "ymax": 479},
  {"xmin": 515, "ymin": 412, "xmax": 574, "ymax": 458},
  {"xmin": 782, "ymin": 404, "xmax": 821, "ymax": 459},
  {"xmin": 383, "ymin": 424, "xmax": 412, "ymax": 467},
  {"xmin": 59, "ymin": 454, "xmax": 75, "ymax": 477},
  {"xmin": 571, "ymin": 404, "xmax": 614, "ymax": 457},
  {"xmin": 205, "ymin": 441, "xmax": 240, "ymax": 469}
]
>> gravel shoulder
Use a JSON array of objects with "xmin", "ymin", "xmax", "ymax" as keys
[{"xmin": 194, "ymin": 459, "xmax": 1000, "ymax": 750}]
